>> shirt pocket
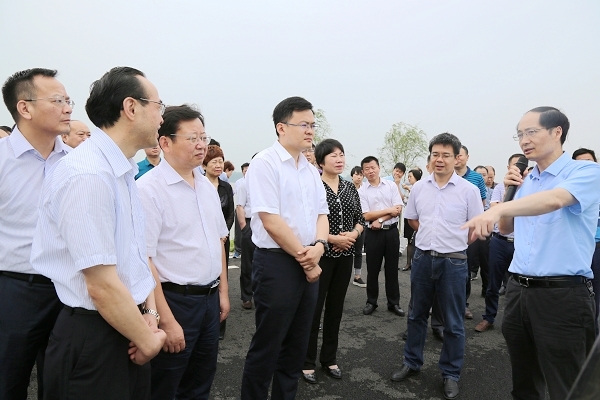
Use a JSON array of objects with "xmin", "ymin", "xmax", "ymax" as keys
[
  {"xmin": 538, "ymin": 209, "xmax": 562, "ymax": 225},
  {"xmin": 444, "ymin": 202, "xmax": 467, "ymax": 225}
]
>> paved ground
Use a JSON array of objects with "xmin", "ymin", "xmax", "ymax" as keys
[{"xmin": 29, "ymin": 254, "xmax": 513, "ymax": 399}]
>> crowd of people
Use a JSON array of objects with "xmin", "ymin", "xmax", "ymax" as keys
[{"xmin": 1, "ymin": 66, "xmax": 599, "ymax": 400}]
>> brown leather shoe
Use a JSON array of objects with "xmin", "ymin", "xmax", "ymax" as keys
[{"xmin": 474, "ymin": 320, "xmax": 494, "ymax": 332}]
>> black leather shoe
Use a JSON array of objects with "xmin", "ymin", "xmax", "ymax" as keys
[
  {"xmin": 388, "ymin": 305, "xmax": 406, "ymax": 317},
  {"xmin": 302, "ymin": 371, "xmax": 317, "ymax": 384},
  {"xmin": 391, "ymin": 365, "xmax": 418, "ymax": 382},
  {"xmin": 432, "ymin": 329, "xmax": 444, "ymax": 341},
  {"xmin": 363, "ymin": 303, "xmax": 376, "ymax": 315},
  {"xmin": 443, "ymin": 378, "xmax": 459, "ymax": 399},
  {"xmin": 322, "ymin": 365, "xmax": 342, "ymax": 379}
]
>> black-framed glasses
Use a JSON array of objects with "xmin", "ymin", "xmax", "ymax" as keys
[
  {"xmin": 284, "ymin": 122, "xmax": 319, "ymax": 130},
  {"xmin": 24, "ymin": 95, "xmax": 74, "ymax": 108},
  {"xmin": 138, "ymin": 98, "xmax": 166, "ymax": 115}
]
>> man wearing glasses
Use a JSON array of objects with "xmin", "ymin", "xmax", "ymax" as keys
[
  {"xmin": 463, "ymin": 107, "xmax": 600, "ymax": 399},
  {"xmin": 0, "ymin": 68, "xmax": 72, "ymax": 399},
  {"xmin": 137, "ymin": 105, "xmax": 229, "ymax": 399},
  {"xmin": 241, "ymin": 97, "xmax": 329, "ymax": 400},
  {"xmin": 30, "ymin": 67, "xmax": 167, "ymax": 399}
]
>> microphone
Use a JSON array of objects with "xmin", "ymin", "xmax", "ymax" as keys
[{"xmin": 503, "ymin": 156, "xmax": 529, "ymax": 202}]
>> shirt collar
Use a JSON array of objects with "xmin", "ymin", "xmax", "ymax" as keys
[
  {"xmin": 460, "ymin": 166, "xmax": 472, "ymax": 178},
  {"xmin": 157, "ymin": 158, "xmax": 187, "ymax": 185},
  {"xmin": 528, "ymin": 151, "xmax": 569, "ymax": 180},
  {"xmin": 273, "ymin": 140, "xmax": 309, "ymax": 169},
  {"xmin": 9, "ymin": 126, "xmax": 70, "ymax": 158},
  {"xmin": 89, "ymin": 127, "xmax": 134, "ymax": 178},
  {"xmin": 425, "ymin": 171, "xmax": 460, "ymax": 188}
]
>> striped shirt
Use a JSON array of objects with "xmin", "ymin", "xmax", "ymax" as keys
[
  {"xmin": 460, "ymin": 167, "xmax": 487, "ymax": 200},
  {"xmin": 137, "ymin": 159, "xmax": 228, "ymax": 285},
  {"xmin": 0, "ymin": 127, "xmax": 69, "ymax": 274},
  {"xmin": 30, "ymin": 127, "xmax": 155, "ymax": 309}
]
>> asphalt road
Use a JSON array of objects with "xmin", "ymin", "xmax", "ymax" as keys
[{"xmin": 29, "ymin": 254, "xmax": 513, "ymax": 399}]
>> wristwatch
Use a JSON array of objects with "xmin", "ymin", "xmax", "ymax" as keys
[
  {"xmin": 378, "ymin": 218, "xmax": 384, "ymax": 224},
  {"xmin": 142, "ymin": 308, "xmax": 160, "ymax": 325},
  {"xmin": 312, "ymin": 239, "xmax": 329, "ymax": 252}
]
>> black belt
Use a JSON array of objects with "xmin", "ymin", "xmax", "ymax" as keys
[
  {"xmin": 259, "ymin": 247, "xmax": 288, "ymax": 255},
  {"xmin": 162, "ymin": 281, "xmax": 219, "ymax": 296},
  {"xmin": 369, "ymin": 222, "xmax": 398, "ymax": 231},
  {"xmin": 64, "ymin": 303, "xmax": 145, "ymax": 315},
  {"xmin": 423, "ymin": 250, "xmax": 468, "ymax": 260},
  {"xmin": 492, "ymin": 232, "xmax": 514, "ymax": 243},
  {"xmin": 511, "ymin": 274, "xmax": 588, "ymax": 288},
  {"xmin": 0, "ymin": 270, "xmax": 53, "ymax": 285}
]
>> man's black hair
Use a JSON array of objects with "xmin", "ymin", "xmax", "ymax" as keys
[
  {"xmin": 360, "ymin": 156, "xmax": 379, "ymax": 168},
  {"xmin": 526, "ymin": 106, "xmax": 570, "ymax": 145},
  {"xmin": 393, "ymin": 162, "xmax": 406, "ymax": 173},
  {"xmin": 2, "ymin": 68, "xmax": 57, "ymax": 121},
  {"xmin": 474, "ymin": 165, "xmax": 488, "ymax": 173},
  {"xmin": 241, "ymin": 162, "xmax": 250, "ymax": 170},
  {"xmin": 508, "ymin": 153, "xmax": 526, "ymax": 165},
  {"xmin": 350, "ymin": 166, "xmax": 363, "ymax": 176},
  {"xmin": 408, "ymin": 168, "xmax": 422, "ymax": 181},
  {"xmin": 428, "ymin": 133, "xmax": 462, "ymax": 156},
  {"xmin": 572, "ymin": 148, "xmax": 597, "ymax": 162},
  {"xmin": 85, "ymin": 66, "xmax": 148, "ymax": 129},
  {"xmin": 272, "ymin": 96, "xmax": 313, "ymax": 136},
  {"xmin": 158, "ymin": 104, "xmax": 204, "ymax": 143}
]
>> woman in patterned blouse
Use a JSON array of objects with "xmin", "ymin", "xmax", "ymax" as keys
[{"xmin": 302, "ymin": 139, "xmax": 365, "ymax": 384}]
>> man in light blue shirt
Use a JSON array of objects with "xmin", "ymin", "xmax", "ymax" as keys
[
  {"xmin": 464, "ymin": 107, "xmax": 600, "ymax": 400},
  {"xmin": 0, "ymin": 68, "xmax": 71, "ymax": 399}
]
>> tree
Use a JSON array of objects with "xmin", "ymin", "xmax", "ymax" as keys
[
  {"xmin": 314, "ymin": 109, "xmax": 331, "ymax": 144},
  {"xmin": 378, "ymin": 122, "xmax": 428, "ymax": 174}
]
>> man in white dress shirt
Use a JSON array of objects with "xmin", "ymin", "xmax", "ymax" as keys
[
  {"xmin": 241, "ymin": 96, "xmax": 329, "ymax": 400},
  {"xmin": 359, "ymin": 155, "xmax": 405, "ymax": 317},
  {"xmin": 0, "ymin": 68, "xmax": 71, "ymax": 400},
  {"xmin": 137, "ymin": 104, "xmax": 230, "ymax": 399},
  {"xmin": 30, "ymin": 67, "xmax": 166, "ymax": 399}
]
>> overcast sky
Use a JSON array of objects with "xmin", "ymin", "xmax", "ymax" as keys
[{"xmin": 2, "ymin": 0, "xmax": 599, "ymax": 176}]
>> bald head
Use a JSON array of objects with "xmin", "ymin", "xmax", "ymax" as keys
[{"xmin": 62, "ymin": 120, "xmax": 90, "ymax": 148}]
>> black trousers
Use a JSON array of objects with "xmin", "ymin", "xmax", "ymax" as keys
[
  {"xmin": 220, "ymin": 238, "xmax": 230, "ymax": 337},
  {"xmin": 304, "ymin": 255, "xmax": 353, "ymax": 370},
  {"xmin": 151, "ymin": 289, "xmax": 220, "ymax": 400},
  {"xmin": 233, "ymin": 212, "xmax": 242, "ymax": 254},
  {"xmin": 0, "ymin": 273, "xmax": 61, "ymax": 400},
  {"xmin": 240, "ymin": 219, "xmax": 255, "ymax": 302},
  {"xmin": 241, "ymin": 249, "xmax": 318, "ymax": 400},
  {"xmin": 365, "ymin": 227, "xmax": 400, "ymax": 308},
  {"xmin": 44, "ymin": 307, "xmax": 151, "ymax": 400},
  {"xmin": 502, "ymin": 277, "xmax": 596, "ymax": 400}
]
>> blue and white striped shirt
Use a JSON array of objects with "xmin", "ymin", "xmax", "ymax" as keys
[
  {"xmin": 30, "ymin": 127, "xmax": 155, "ymax": 309},
  {"xmin": 0, "ymin": 127, "xmax": 69, "ymax": 274}
]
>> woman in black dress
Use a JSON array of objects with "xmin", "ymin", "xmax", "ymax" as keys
[{"xmin": 302, "ymin": 139, "xmax": 365, "ymax": 383}]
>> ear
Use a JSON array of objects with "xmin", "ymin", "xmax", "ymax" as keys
[
  {"xmin": 122, "ymin": 97, "xmax": 137, "ymax": 122},
  {"xmin": 276, "ymin": 122, "xmax": 286, "ymax": 137},
  {"xmin": 158, "ymin": 135, "xmax": 170, "ymax": 153},
  {"xmin": 16, "ymin": 100, "xmax": 33, "ymax": 121},
  {"xmin": 552, "ymin": 126, "xmax": 562, "ymax": 140}
]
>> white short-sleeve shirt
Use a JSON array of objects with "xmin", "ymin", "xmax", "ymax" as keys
[{"xmin": 247, "ymin": 140, "xmax": 329, "ymax": 248}]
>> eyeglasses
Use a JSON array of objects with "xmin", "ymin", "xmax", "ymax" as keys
[
  {"xmin": 430, "ymin": 152, "xmax": 455, "ymax": 160},
  {"xmin": 138, "ymin": 98, "xmax": 166, "ymax": 115},
  {"xmin": 168, "ymin": 134, "xmax": 211, "ymax": 144},
  {"xmin": 284, "ymin": 122, "xmax": 320, "ymax": 130},
  {"xmin": 513, "ymin": 127, "xmax": 546, "ymax": 141},
  {"xmin": 24, "ymin": 95, "xmax": 74, "ymax": 108}
]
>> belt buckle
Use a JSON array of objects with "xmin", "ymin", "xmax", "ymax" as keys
[
  {"xmin": 381, "ymin": 224, "xmax": 390, "ymax": 230},
  {"xmin": 517, "ymin": 276, "xmax": 530, "ymax": 288},
  {"xmin": 430, "ymin": 250, "xmax": 439, "ymax": 257}
]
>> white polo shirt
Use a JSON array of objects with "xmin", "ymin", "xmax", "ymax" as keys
[
  {"xmin": 247, "ymin": 140, "xmax": 328, "ymax": 248},
  {"xmin": 359, "ymin": 178, "xmax": 403, "ymax": 225},
  {"xmin": 137, "ymin": 159, "xmax": 228, "ymax": 286}
]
